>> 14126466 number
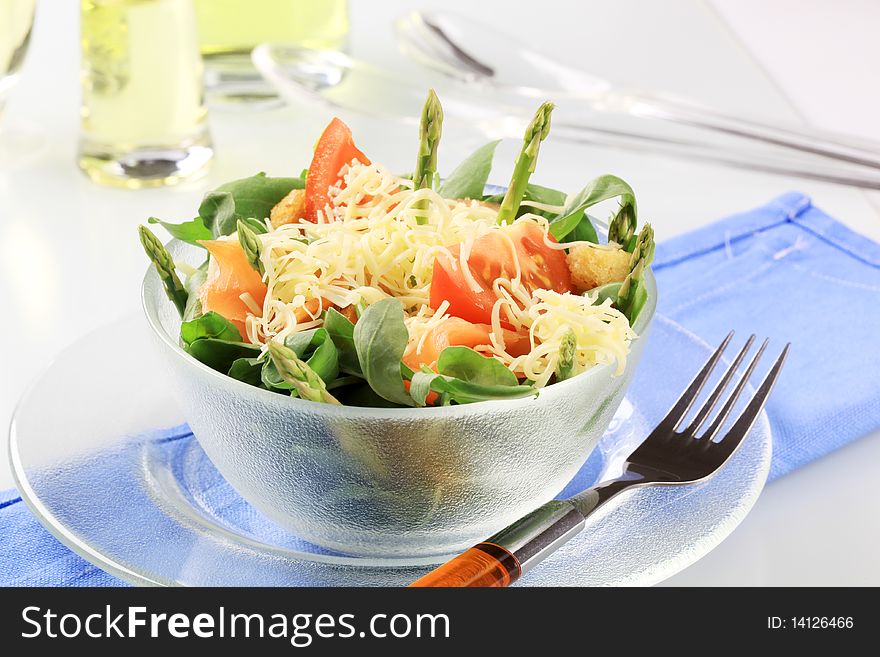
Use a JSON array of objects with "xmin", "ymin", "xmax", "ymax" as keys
[{"xmin": 768, "ymin": 617, "xmax": 854, "ymax": 629}]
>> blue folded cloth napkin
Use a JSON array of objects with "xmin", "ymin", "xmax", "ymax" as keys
[{"xmin": 3, "ymin": 192, "xmax": 879, "ymax": 587}]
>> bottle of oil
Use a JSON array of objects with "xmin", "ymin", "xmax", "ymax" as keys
[
  {"xmin": 0, "ymin": 0, "xmax": 36, "ymax": 99},
  {"xmin": 78, "ymin": 0, "xmax": 213, "ymax": 188},
  {"xmin": 194, "ymin": 0, "xmax": 349, "ymax": 106}
]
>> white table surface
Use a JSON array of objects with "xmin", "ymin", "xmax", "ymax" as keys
[{"xmin": 2, "ymin": 0, "xmax": 878, "ymax": 586}]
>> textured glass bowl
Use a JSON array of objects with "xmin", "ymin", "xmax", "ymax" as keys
[{"xmin": 142, "ymin": 240, "xmax": 656, "ymax": 557}]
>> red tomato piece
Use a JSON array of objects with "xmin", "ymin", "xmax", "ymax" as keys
[
  {"xmin": 303, "ymin": 117, "xmax": 370, "ymax": 222},
  {"xmin": 430, "ymin": 221, "xmax": 574, "ymax": 325}
]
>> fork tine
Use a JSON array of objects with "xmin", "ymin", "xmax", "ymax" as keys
[
  {"xmin": 706, "ymin": 343, "xmax": 789, "ymax": 449},
  {"xmin": 701, "ymin": 338, "xmax": 768, "ymax": 441},
  {"xmin": 682, "ymin": 335, "xmax": 755, "ymax": 435},
  {"xmin": 658, "ymin": 331, "xmax": 733, "ymax": 432}
]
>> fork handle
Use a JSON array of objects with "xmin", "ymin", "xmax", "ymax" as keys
[
  {"xmin": 410, "ymin": 500, "xmax": 586, "ymax": 587},
  {"xmin": 409, "ymin": 479, "xmax": 640, "ymax": 587}
]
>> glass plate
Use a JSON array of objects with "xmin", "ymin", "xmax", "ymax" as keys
[{"xmin": 8, "ymin": 314, "xmax": 771, "ymax": 586}]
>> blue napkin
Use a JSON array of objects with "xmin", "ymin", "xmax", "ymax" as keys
[
  {"xmin": 654, "ymin": 191, "xmax": 880, "ymax": 479},
  {"xmin": 3, "ymin": 192, "xmax": 879, "ymax": 587}
]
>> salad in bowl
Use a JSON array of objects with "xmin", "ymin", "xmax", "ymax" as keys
[{"xmin": 140, "ymin": 92, "xmax": 656, "ymax": 557}]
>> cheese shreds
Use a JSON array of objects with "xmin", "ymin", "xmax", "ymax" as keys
[{"xmin": 234, "ymin": 161, "xmax": 636, "ymax": 388}]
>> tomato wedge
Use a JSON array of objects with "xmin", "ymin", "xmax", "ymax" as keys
[
  {"xmin": 430, "ymin": 221, "xmax": 574, "ymax": 325},
  {"xmin": 198, "ymin": 239, "xmax": 268, "ymax": 336},
  {"xmin": 303, "ymin": 117, "xmax": 370, "ymax": 222},
  {"xmin": 403, "ymin": 317, "xmax": 530, "ymax": 372}
]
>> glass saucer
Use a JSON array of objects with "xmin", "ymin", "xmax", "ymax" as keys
[{"xmin": 8, "ymin": 314, "xmax": 771, "ymax": 586}]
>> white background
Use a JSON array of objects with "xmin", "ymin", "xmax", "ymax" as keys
[{"xmin": 2, "ymin": 0, "xmax": 879, "ymax": 585}]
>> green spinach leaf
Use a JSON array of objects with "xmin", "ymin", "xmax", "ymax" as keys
[
  {"xmin": 214, "ymin": 173, "xmax": 304, "ymax": 223},
  {"xmin": 335, "ymin": 382, "xmax": 409, "ymax": 408},
  {"xmin": 560, "ymin": 212, "xmax": 599, "ymax": 244},
  {"xmin": 186, "ymin": 338, "xmax": 260, "ymax": 373},
  {"xmin": 182, "ymin": 261, "xmax": 208, "ymax": 322},
  {"xmin": 437, "ymin": 346, "xmax": 519, "ymax": 386},
  {"xmin": 198, "ymin": 173, "xmax": 304, "ymax": 238},
  {"xmin": 180, "ymin": 311, "xmax": 242, "ymax": 346},
  {"xmin": 438, "ymin": 140, "xmax": 500, "ymax": 200},
  {"xmin": 549, "ymin": 174, "xmax": 636, "ymax": 243},
  {"xmin": 407, "ymin": 347, "xmax": 536, "ymax": 406},
  {"xmin": 324, "ymin": 308, "xmax": 362, "ymax": 376},
  {"xmin": 147, "ymin": 216, "xmax": 211, "ymax": 245},
  {"xmin": 353, "ymin": 298, "xmax": 415, "ymax": 406},
  {"xmin": 227, "ymin": 357, "xmax": 264, "ymax": 387},
  {"xmin": 199, "ymin": 191, "xmax": 238, "ymax": 238},
  {"xmin": 409, "ymin": 369, "xmax": 536, "ymax": 406}
]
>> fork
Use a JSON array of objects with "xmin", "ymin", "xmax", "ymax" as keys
[{"xmin": 409, "ymin": 332, "xmax": 788, "ymax": 587}]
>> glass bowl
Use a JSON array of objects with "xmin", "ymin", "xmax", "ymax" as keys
[{"xmin": 142, "ymin": 239, "xmax": 656, "ymax": 557}]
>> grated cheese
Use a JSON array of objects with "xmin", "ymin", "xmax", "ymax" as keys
[{"xmin": 233, "ymin": 161, "xmax": 636, "ymax": 387}]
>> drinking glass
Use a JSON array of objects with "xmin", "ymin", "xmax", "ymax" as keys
[
  {"xmin": 0, "ymin": 0, "xmax": 41, "ymax": 167},
  {"xmin": 78, "ymin": 0, "xmax": 213, "ymax": 188},
  {"xmin": 194, "ymin": 0, "xmax": 349, "ymax": 108}
]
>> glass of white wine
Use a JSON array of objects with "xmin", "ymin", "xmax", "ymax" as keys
[
  {"xmin": 78, "ymin": 0, "xmax": 213, "ymax": 188},
  {"xmin": 0, "ymin": 0, "xmax": 41, "ymax": 168},
  {"xmin": 194, "ymin": 0, "xmax": 349, "ymax": 108}
]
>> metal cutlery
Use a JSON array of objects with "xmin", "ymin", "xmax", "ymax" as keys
[
  {"xmin": 410, "ymin": 332, "xmax": 788, "ymax": 587},
  {"xmin": 394, "ymin": 10, "xmax": 880, "ymax": 190}
]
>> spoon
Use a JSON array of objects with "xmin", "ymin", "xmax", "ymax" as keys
[
  {"xmin": 251, "ymin": 44, "xmax": 880, "ymax": 190},
  {"xmin": 394, "ymin": 10, "xmax": 880, "ymax": 175}
]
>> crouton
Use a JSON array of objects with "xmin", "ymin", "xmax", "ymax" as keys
[
  {"xmin": 270, "ymin": 189, "xmax": 306, "ymax": 228},
  {"xmin": 566, "ymin": 245, "xmax": 631, "ymax": 291}
]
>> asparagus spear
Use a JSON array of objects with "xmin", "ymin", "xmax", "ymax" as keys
[
  {"xmin": 616, "ymin": 223, "xmax": 655, "ymax": 325},
  {"xmin": 608, "ymin": 202, "xmax": 637, "ymax": 251},
  {"xmin": 629, "ymin": 222, "xmax": 655, "ymax": 269},
  {"xmin": 267, "ymin": 340, "xmax": 341, "ymax": 405},
  {"xmin": 237, "ymin": 219, "xmax": 265, "ymax": 276},
  {"xmin": 555, "ymin": 328, "xmax": 578, "ymax": 381},
  {"xmin": 138, "ymin": 225, "xmax": 188, "ymax": 317},
  {"xmin": 497, "ymin": 101, "xmax": 555, "ymax": 225},
  {"xmin": 413, "ymin": 89, "xmax": 444, "ymax": 224}
]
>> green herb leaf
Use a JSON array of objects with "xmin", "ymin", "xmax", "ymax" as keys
[
  {"xmin": 180, "ymin": 311, "xmax": 242, "ymax": 347},
  {"xmin": 186, "ymin": 338, "xmax": 261, "ymax": 373},
  {"xmin": 589, "ymin": 281, "xmax": 622, "ymax": 306},
  {"xmin": 182, "ymin": 260, "xmax": 208, "ymax": 322},
  {"xmin": 560, "ymin": 212, "xmax": 599, "ymax": 244},
  {"xmin": 199, "ymin": 173, "xmax": 304, "ymax": 238},
  {"xmin": 409, "ymin": 369, "xmax": 440, "ymax": 406},
  {"xmin": 406, "ymin": 347, "xmax": 535, "ymax": 406},
  {"xmin": 324, "ymin": 308, "xmax": 362, "ymax": 376},
  {"xmin": 437, "ymin": 346, "xmax": 519, "ymax": 387},
  {"xmin": 147, "ymin": 216, "xmax": 211, "ymax": 246},
  {"xmin": 228, "ymin": 357, "xmax": 264, "ymax": 387},
  {"xmin": 438, "ymin": 140, "xmax": 500, "ymax": 200},
  {"xmin": 548, "ymin": 174, "xmax": 637, "ymax": 242},
  {"xmin": 199, "ymin": 191, "xmax": 238, "ymax": 238},
  {"xmin": 409, "ymin": 370, "xmax": 536, "ymax": 406},
  {"xmin": 353, "ymin": 298, "xmax": 415, "ymax": 407},
  {"xmin": 335, "ymin": 383, "xmax": 409, "ymax": 408},
  {"xmin": 214, "ymin": 173, "xmax": 304, "ymax": 223}
]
